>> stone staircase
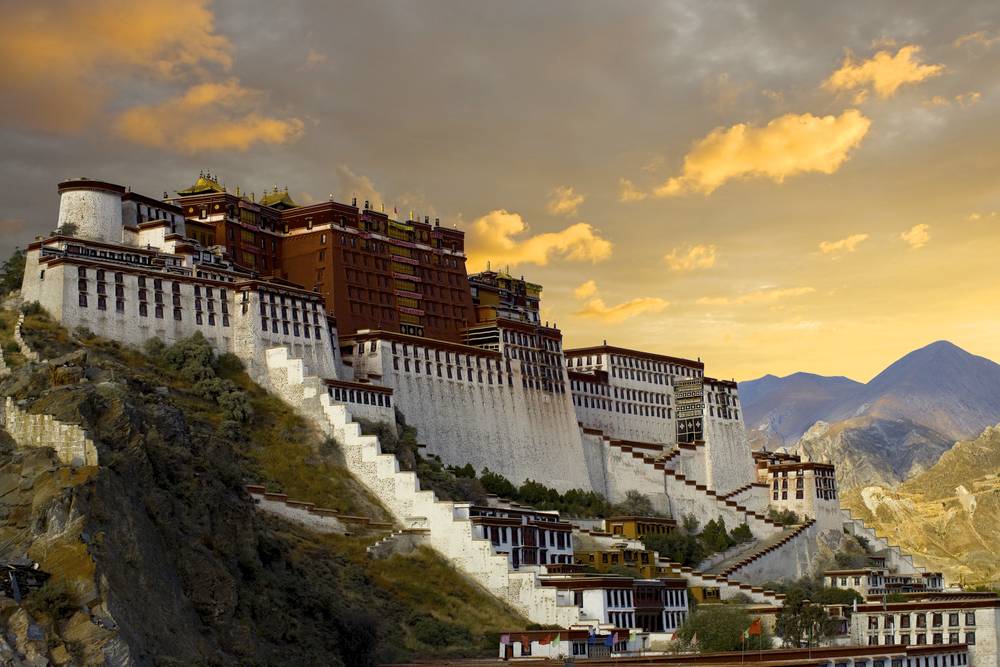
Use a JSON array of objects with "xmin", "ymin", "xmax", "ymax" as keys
[
  {"xmin": 264, "ymin": 347, "xmax": 585, "ymax": 626},
  {"xmin": 841, "ymin": 510, "xmax": 923, "ymax": 576},
  {"xmin": 14, "ymin": 313, "xmax": 40, "ymax": 363},
  {"xmin": 366, "ymin": 529, "xmax": 431, "ymax": 558}
]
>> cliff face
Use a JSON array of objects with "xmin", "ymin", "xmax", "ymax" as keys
[
  {"xmin": 0, "ymin": 311, "xmax": 524, "ymax": 666},
  {"xmin": 842, "ymin": 425, "xmax": 1000, "ymax": 584}
]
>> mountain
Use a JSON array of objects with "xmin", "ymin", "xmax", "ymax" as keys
[
  {"xmin": 829, "ymin": 341, "xmax": 1000, "ymax": 442},
  {"xmin": 740, "ymin": 341, "xmax": 1000, "ymax": 489},
  {"xmin": 842, "ymin": 424, "xmax": 1000, "ymax": 584},
  {"xmin": 739, "ymin": 372, "xmax": 862, "ymax": 448}
]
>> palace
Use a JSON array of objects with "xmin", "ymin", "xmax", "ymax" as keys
[{"xmin": 14, "ymin": 175, "xmax": 993, "ymax": 665}]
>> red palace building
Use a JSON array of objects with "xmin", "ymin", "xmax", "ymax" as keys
[{"xmin": 171, "ymin": 173, "xmax": 473, "ymax": 343}]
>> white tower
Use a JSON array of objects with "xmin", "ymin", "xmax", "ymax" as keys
[{"xmin": 56, "ymin": 179, "xmax": 126, "ymax": 244}]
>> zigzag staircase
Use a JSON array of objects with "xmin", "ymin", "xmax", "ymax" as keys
[
  {"xmin": 264, "ymin": 347, "xmax": 583, "ymax": 626},
  {"xmin": 585, "ymin": 427, "xmax": 785, "ymax": 538},
  {"xmin": 660, "ymin": 560, "xmax": 786, "ymax": 606}
]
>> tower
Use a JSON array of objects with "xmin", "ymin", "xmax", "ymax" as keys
[{"xmin": 56, "ymin": 179, "xmax": 126, "ymax": 244}]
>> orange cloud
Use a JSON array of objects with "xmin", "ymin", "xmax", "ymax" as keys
[
  {"xmin": 665, "ymin": 244, "xmax": 717, "ymax": 271},
  {"xmin": 574, "ymin": 280, "xmax": 599, "ymax": 299},
  {"xmin": 819, "ymin": 233, "xmax": 869, "ymax": 255},
  {"xmin": 546, "ymin": 186, "xmax": 585, "ymax": 216},
  {"xmin": 336, "ymin": 165, "xmax": 384, "ymax": 207},
  {"xmin": 697, "ymin": 286, "xmax": 815, "ymax": 306},
  {"xmin": 465, "ymin": 210, "xmax": 612, "ymax": 272},
  {"xmin": 823, "ymin": 46, "xmax": 943, "ymax": 99},
  {"xmin": 0, "ymin": 0, "xmax": 231, "ymax": 132},
  {"xmin": 656, "ymin": 110, "xmax": 871, "ymax": 196},
  {"xmin": 575, "ymin": 296, "xmax": 669, "ymax": 323},
  {"xmin": 115, "ymin": 79, "xmax": 304, "ymax": 153},
  {"xmin": 900, "ymin": 223, "xmax": 931, "ymax": 249},
  {"xmin": 618, "ymin": 178, "xmax": 648, "ymax": 202},
  {"xmin": 954, "ymin": 31, "xmax": 1000, "ymax": 51}
]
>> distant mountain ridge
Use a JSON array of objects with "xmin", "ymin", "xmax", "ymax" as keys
[{"xmin": 740, "ymin": 341, "xmax": 1000, "ymax": 488}]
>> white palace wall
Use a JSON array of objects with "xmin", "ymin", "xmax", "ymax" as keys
[
  {"xmin": 703, "ymin": 417, "xmax": 756, "ymax": 495},
  {"xmin": 348, "ymin": 339, "xmax": 592, "ymax": 491},
  {"xmin": 22, "ymin": 248, "xmax": 338, "ymax": 382}
]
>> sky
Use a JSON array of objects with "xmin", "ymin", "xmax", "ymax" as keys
[{"xmin": 1, "ymin": 0, "xmax": 999, "ymax": 382}]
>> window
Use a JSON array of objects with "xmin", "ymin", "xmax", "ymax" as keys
[
  {"xmin": 964, "ymin": 632, "xmax": 975, "ymax": 645},
  {"xmin": 933, "ymin": 633, "xmax": 943, "ymax": 645},
  {"xmin": 572, "ymin": 641, "xmax": 586, "ymax": 656},
  {"xmin": 949, "ymin": 632, "xmax": 959, "ymax": 644},
  {"xmin": 933, "ymin": 614, "xmax": 943, "ymax": 628},
  {"xmin": 965, "ymin": 613, "xmax": 975, "ymax": 626},
  {"xmin": 78, "ymin": 293, "xmax": 88, "ymax": 307},
  {"xmin": 948, "ymin": 614, "xmax": 959, "ymax": 627}
]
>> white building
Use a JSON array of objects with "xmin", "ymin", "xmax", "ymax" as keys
[
  {"xmin": 21, "ymin": 179, "xmax": 339, "ymax": 381},
  {"xmin": 850, "ymin": 596, "xmax": 1000, "ymax": 667}
]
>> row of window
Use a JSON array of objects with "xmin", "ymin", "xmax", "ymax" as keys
[
  {"xmin": 327, "ymin": 385, "xmax": 391, "ymax": 408},
  {"xmin": 866, "ymin": 632, "xmax": 975, "ymax": 646},
  {"xmin": 605, "ymin": 589, "xmax": 634, "ymax": 609},
  {"xmin": 572, "ymin": 393, "xmax": 673, "ymax": 419},
  {"xmin": 868, "ymin": 613, "xmax": 976, "ymax": 630}
]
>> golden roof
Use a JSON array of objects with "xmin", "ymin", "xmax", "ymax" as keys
[
  {"xmin": 176, "ymin": 171, "xmax": 226, "ymax": 196},
  {"xmin": 259, "ymin": 185, "xmax": 298, "ymax": 209}
]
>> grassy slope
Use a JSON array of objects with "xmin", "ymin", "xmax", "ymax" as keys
[{"xmin": 4, "ymin": 308, "xmax": 525, "ymax": 664}]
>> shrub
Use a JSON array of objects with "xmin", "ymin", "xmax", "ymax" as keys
[
  {"xmin": 20, "ymin": 301, "xmax": 44, "ymax": 316},
  {"xmin": 25, "ymin": 579, "xmax": 78, "ymax": 620},
  {"xmin": 410, "ymin": 615, "xmax": 472, "ymax": 648},
  {"xmin": 480, "ymin": 468, "xmax": 518, "ymax": 498},
  {"xmin": 730, "ymin": 523, "xmax": 754, "ymax": 544},
  {"xmin": 767, "ymin": 508, "xmax": 800, "ymax": 526}
]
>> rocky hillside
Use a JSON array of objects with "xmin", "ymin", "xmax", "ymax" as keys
[
  {"xmin": 842, "ymin": 424, "xmax": 1000, "ymax": 585},
  {"xmin": 741, "ymin": 341, "xmax": 1000, "ymax": 490},
  {"xmin": 797, "ymin": 417, "xmax": 953, "ymax": 489},
  {"xmin": 0, "ymin": 307, "xmax": 524, "ymax": 666}
]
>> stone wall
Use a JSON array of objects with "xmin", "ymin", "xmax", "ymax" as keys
[{"xmin": 0, "ymin": 397, "xmax": 98, "ymax": 467}]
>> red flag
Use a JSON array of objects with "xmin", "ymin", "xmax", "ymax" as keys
[{"xmin": 748, "ymin": 618, "xmax": 763, "ymax": 636}]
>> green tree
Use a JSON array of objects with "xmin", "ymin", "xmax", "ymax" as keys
[
  {"xmin": 675, "ymin": 606, "xmax": 771, "ymax": 652},
  {"xmin": 479, "ymin": 468, "xmax": 517, "ymax": 498},
  {"xmin": 0, "ymin": 248, "xmax": 25, "ymax": 296},
  {"xmin": 774, "ymin": 587, "xmax": 838, "ymax": 647},
  {"xmin": 642, "ymin": 515, "xmax": 707, "ymax": 567},
  {"xmin": 612, "ymin": 490, "xmax": 657, "ymax": 516},
  {"xmin": 700, "ymin": 517, "xmax": 736, "ymax": 554}
]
